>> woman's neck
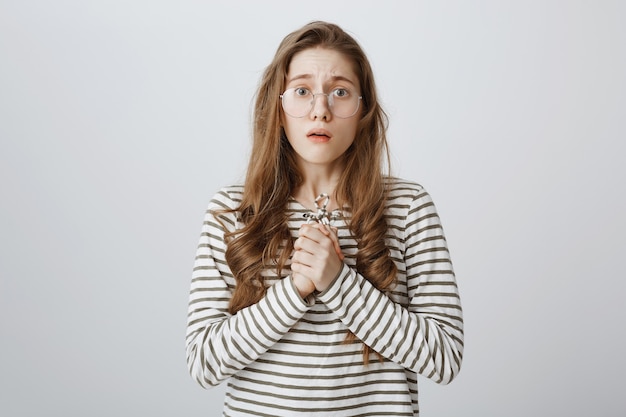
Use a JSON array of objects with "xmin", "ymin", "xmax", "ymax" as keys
[{"xmin": 292, "ymin": 164, "xmax": 343, "ymax": 212}]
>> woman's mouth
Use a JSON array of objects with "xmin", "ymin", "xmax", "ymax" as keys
[{"xmin": 307, "ymin": 129, "xmax": 332, "ymax": 142}]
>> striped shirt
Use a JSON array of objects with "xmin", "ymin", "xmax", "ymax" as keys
[{"xmin": 186, "ymin": 178, "xmax": 463, "ymax": 416}]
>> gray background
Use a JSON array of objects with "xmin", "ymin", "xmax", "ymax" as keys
[{"xmin": 1, "ymin": 1, "xmax": 624, "ymax": 416}]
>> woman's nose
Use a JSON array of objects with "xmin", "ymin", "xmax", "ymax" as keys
[{"xmin": 310, "ymin": 93, "xmax": 331, "ymax": 120}]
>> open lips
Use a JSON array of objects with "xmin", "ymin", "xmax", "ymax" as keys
[{"xmin": 307, "ymin": 128, "xmax": 332, "ymax": 139}]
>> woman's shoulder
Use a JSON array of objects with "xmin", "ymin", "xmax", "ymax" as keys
[
  {"xmin": 383, "ymin": 177, "xmax": 440, "ymax": 225},
  {"xmin": 208, "ymin": 184, "xmax": 244, "ymax": 211},
  {"xmin": 384, "ymin": 176, "xmax": 428, "ymax": 200}
]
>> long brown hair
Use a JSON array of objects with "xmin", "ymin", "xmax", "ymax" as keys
[{"xmin": 219, "ymin": 21, "xmax": 397, "ymax": 363}]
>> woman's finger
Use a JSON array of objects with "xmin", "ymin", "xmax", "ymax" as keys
[{"xmin": 325, "ymin": 225, "xmax": 344, "ymax": 260}]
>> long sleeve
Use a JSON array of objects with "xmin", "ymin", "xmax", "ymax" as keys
[
  {"xmin": 316, "ymin": 185, "xmax": 464, "ymax": 384},
  {"xmin": 185, "ymin": 188, "xmax": 312, "ymax": 388}
]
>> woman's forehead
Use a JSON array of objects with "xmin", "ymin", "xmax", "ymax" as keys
[{"xmin": 286, "ymin": 47, "xmax": 359, "ymax": 85}]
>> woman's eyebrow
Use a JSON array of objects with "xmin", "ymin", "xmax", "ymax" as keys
[
  {"xmin": 287, "ymin": 74, "xmax": 357, "ymax": 85},
  {"xmin": 287, "ymin": 73, "xmax": 312, "ymax": 83}
]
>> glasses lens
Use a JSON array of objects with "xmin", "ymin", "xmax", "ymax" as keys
[
  {"xmin": 329, "ymin": 89, "xmax": 361, "ymax": 118},
  {"xmin": 281, "ymin": 89, "xmax": 361, "ymax": 118},
  {"xmin": 281, "ymin": 88, "xmax": 311, "ymax": 118}
]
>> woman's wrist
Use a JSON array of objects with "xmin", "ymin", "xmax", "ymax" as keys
[{"xmin": 291, "ymin": 272, "xmax": 315, "ymax": 299}]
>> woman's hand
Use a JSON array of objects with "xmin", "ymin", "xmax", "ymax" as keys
[{"xmin": 291, "ymin": 223, "xmax": 344, "ymax": 295}]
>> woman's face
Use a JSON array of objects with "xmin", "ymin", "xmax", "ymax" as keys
[{"xmin": 282, "ymin": 47, "xmax": 362, "ymax": 173}]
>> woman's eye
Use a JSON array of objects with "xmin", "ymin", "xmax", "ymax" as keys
[
  {"xmin": 295, "ymin": 88, "xmax": 309, "ymax": 96},
  {"xmin": 333, "ymin": 88, "xmax": 349, "ymax": 98}
]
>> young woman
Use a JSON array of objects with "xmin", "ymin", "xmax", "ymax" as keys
[{"xmin": 186, "ymin": 21, "xmax": 463, "ymax": 416}]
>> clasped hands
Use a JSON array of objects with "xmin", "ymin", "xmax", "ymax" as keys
[{"xmin": 291, "ymin": 222, "xmax": 344, "ymax": 298}]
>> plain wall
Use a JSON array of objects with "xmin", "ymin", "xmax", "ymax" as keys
[{"xmin": 1, "ymin": 1, "xmax": 625, "ymax": 415}]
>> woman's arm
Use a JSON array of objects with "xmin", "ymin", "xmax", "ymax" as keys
[
  {"xmin": 185, "ymin": 189, "xmax": 312, "ymax": 388},
  {"xmin": 317, "ymin": 188, "xmax": 464, "ymax": 384}
]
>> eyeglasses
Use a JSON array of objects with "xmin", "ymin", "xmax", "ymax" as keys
[{"xmin": 280, "ymin": 87, "xmax": 362, "ymax": 119}]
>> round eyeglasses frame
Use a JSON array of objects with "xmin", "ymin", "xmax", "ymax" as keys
[{"xmin": 280, "ymin": 89, "xmax": 363, "ymax": 119}]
